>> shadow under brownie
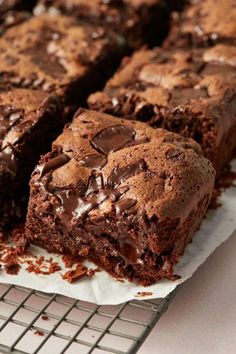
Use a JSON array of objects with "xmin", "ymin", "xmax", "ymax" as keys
[
  {"xmin": 0, "ymin": 88, "xmax": 64, "ymax": 231},
  {"xmin": 88, "ymin": 44, "xmax": 236, "ymax": 174},
  {"xmin": 25, "ymin": 109, "xmax": 215, "ymax": 285}
]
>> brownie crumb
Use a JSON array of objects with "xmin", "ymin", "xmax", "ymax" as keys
[
  {"xmin": 135, "ymin": 292, "xmax": 153, "ymax": 297},
  {"xmin": 41, "ymin": 315, "xmax": 49, "ymax": 321},
  {"xmin": 34, "ymin": 330, "xmax": 44, "ymax": 336},
  {"xmin": 4, "ymin": 262, "xmax": 21, "ymax": 275},
  {"xmin": 62, "ymin": 263, "xmax": 88, "ymax": 283}
]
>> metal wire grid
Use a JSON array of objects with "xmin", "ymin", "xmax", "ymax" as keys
[{"xmin": 0, "ymin": 283, "xmax": 178, "ymax": 354}]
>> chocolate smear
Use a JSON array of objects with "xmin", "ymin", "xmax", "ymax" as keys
[
  {"xmin": 114, "ymin": 198, "xmax": 137, "ymax": 216},
  {"xmin": 91, "ymin": 125, "xmax": 136, "ymax": 154},
  {"xmin": 107, "ymin": 159, "xmax": 147, "ymax": 187},
  {"xmin": 36, "ymin": 153, "xmax": 70, "ymax": 178},
  {"xmin": 80, "ymin": 153, "xmax": 107, "ymax": 169}
]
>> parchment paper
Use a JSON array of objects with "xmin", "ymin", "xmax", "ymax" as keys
[{"xmin": 0, "ymin": 160, "xmax": 235, "ymax": 305}]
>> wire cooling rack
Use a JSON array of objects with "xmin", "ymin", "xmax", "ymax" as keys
[{"xmin": 0, "ymin": 283, "xmax": 178, "ymax": 354}]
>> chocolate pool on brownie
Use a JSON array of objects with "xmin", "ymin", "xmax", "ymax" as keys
[
  {"xmin": 88, "ymin": 45, "xmax": 236, "ymax": 174},
  {"xmin": 0, "ymin": 88, "xmax": 64, "ymax": 230},
  {"xmin": 164, "ymin": 0, "xmax": 236, "ymax": 49},
  {"xmin": 34, "ymin": 0, "xmax": 169, "ymax": 48},
  {"xmin": 25, "ymin": 109, "xmax": 215, "ymax": 285},
  {"xmin": 0, "ymin": 13, "xmax": 126, "ymax": 107}
]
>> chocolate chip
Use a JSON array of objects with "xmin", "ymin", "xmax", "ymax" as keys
[
  {"xmin": 36, "ymin": 153, "xmax": 70, "ymax": 178},
  {"xmin": 80, "ymin": 154, "xmax": 107, "ymax": 169},
  {"xmin": 107, "ymin": 159, "xmax": 147, "ymax": 187},
  {"xmin": 91, "ymin": 125, "xmax": 136, "ymax": 155},
  {"xmin": 166, "ymin": 148, "xmax": 183, "ymax": 160}
]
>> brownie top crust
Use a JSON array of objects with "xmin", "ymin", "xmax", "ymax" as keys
[
  {"xmin": 34, "ymin": 0, "xmax": 161, "ymax": 23},
  {"xmin": 165, "ymin": 0, "xmax": 236, "ymax": 47},
  {"xmin": 0, "ymin": 13, "xmax": 125, "ymax": 97},
  {"xmin": 89, "ymin": 44, "xmax": 236, "ymax": 106},
  {"xmin": 88, "ymin": 45, "xmax": 236, "ymax": 165},
  {"xmin": 0, "ymin": 88, "xmax": 61, "ymax": 183},
  {"xmin": 34, "ymin": 0, "xmax": 164, "ymax": 48},
  {"xmin": 34, "ymin": 109, "xmax": 215, "ymax": 224}
]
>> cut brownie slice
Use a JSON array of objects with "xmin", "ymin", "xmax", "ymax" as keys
[
  {"xmin": 0, "ymin": 88, "xmax": 64, "ymax": 230},
  {"xmin": 33, "ymin": 0, "xmax": 169, "ymax": 48},
  {"xmin": 25, "ymin": 109, "xmax": 215, "ymax": 285},
  {"xmin": 0, "ymin": 13, "xmax": 126, "ymax": 106},
  {"xmin": 164, "ymin": 0, "xmax": 236, "ymax": 48},
  {"xmin": 88, "ymin": 45, "xmax": 236, "ymax": 174}
]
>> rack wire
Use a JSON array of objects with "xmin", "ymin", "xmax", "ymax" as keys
[{"xmin": 0, "ymin": 283, "xmax": 178, "ymax": 354}]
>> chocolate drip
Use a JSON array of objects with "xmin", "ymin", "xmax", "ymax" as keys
[
  {"xmin": 80, "ymin": 153, "xmax": 107, "ymax": 169},
  {"xmin": 114, "ymin": 198, "xmax": 137, "ymax": 216},
  {"xmin": 0, "ymin": 107, "xmax": 24, "ymax": 146},
  {"xmin": 55, "ymin": 185, "xmax": 121, "ymax": 222},
  {"xmin": 86, "ymin": 174, "xmax": 104, "ymax": 195},
  {"xmin": 107, "ymin": 159, "xmax": 147, "ymax": 187},
  {"xmin": 0, "ymin": 144, "xmax": 17, "ymax": 174},
  {"xmin": 36, "ymin": 153, "xmax": 70, "ymax": 178},
  {"xmin": 118, "ymin": 237, "xmax": 141, "ymax": 264}
]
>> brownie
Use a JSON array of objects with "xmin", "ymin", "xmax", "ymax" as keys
[
  {"xmin": 88, "ymin": 45, "xmax": 236, "ymax": 174},
  {"xmin": 0, "ymin": 88, "xmax": 64, "ymax": 230},
  {"xmin": 25, "ymin": 109, "xmax": 215, "ymax": 285},
  {"xmin": 33, "ymin": 0, "xmax": 169, "ymax": 48},
  {"xmin": 164, "ymin": 0, "xmax": 236, "ymax": 48},
  {"xmin": 0, "ymin": 13, "xmax": 126, "ymax": 106}
]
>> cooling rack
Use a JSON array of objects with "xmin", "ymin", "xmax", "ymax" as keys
[{"xmin": 0, "ymin": 283, "xmax": 178, "ymax": 354}]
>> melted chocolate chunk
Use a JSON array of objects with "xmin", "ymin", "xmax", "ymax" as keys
[
  {"xmin": 36, "ymin": 153, "xmax": 70, "ymax": 178},
  {"xmin": 80, "ymin": 153, "xmax": 107, "ymax": 169},
  {"xmin": 107, "ymin": 159, "xmax": 147, "ymax": 187},
  {"xmin": 55, "ymin": 187, "xmax": 120, "ymax": 222},
  {"xmin": 0, "ymin": 144, "xmax": 17, "ymax": 173},
  {"xmin": 170, "ymin": 88, "xmax": 208, "ymax": 106},
  {"xmin": 114, "ymin": 198, "xmax": 137, "ymax": 216},
  {"xmin": 166, "ymin": 148, "xmax": 183, "ymax": 160},
  {"xmin": 86, "ymin": 174, "xmax": 104, "ymax": 195},
  {"xmin": 91, "ymin": 125, "xmax": 136, "ymax": 154},
  {"xmin": 0, "ymin": 106, "xmax": 24, "ymax": 145},
  {"xmin": 117, "ymin": 231, "xmax": 141, "ymax": 264},
  {"xmin": 54, "ymin": 158, "xmax": 147, "ymax": 221}
]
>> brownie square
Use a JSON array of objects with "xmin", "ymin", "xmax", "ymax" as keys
[
  {"xmin": 34, "ymin": 0, "xmax": 169, "ymax": 48},
  {"xmin": 164, "ymin": 0, "xmax": 236, "ymax": 48},
  {"xmin": 25, "ymin": 109, "xmax": 215, "ymax": 285},
  {"xmin": 0, "ymin": 88, "xmax": 64, "ymax": 230},
  {"xmin": 0, "ymin": 13, "xmax": 126, "ymax": 106},
  {"xmin": 88, "ymin": 45, "xmax": 236, "ymax": 174}
]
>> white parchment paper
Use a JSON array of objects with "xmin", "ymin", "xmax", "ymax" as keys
[{"xmin": 0, "ymin": 160, "xmax": 235, "ymax": 305}]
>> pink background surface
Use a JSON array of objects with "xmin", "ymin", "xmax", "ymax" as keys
[{"xmin": 138, "ymin": 229, "xmax": 236, "ymax": 354}]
